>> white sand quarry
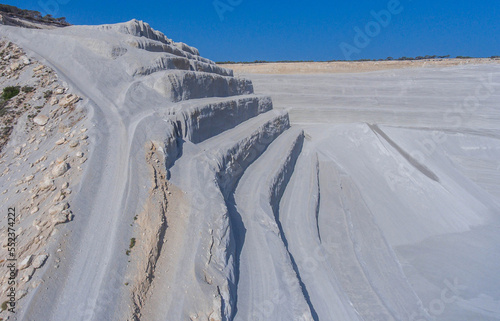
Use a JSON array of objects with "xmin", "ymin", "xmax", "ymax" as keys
[{"xmin": 0, "ymin": 19, "xmax": 499, "ymax": 321}]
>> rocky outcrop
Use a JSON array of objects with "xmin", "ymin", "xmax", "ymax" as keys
[
  {"xmin": 0, "ymin": 39, "xmax": 89, "ymax": 313},
  {"xmin": 146, "ymin": 70, "xmax": 253, "ymax": 102},
  {"xmin": 173, "ymin": 95, "xmax": 273, "ymax": 143}
]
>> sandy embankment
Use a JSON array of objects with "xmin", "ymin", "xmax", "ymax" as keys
[{"xmin": 220, "ymin": 58, "xmax": 500, "ymax": 74}]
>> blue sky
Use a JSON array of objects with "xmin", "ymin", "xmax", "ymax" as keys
[{"xmin": 3, "ymin": 0, "xmax": 499, "ymax": 61}]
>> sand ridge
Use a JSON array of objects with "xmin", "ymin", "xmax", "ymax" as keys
[{"xmin": 220, "ymin": 58, "xmax": 500, "ymax": 74}]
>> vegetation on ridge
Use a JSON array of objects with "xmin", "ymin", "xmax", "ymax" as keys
[
  {"xmin": 0, "ymin": 3, "xmax": 70, "ymax": 26},
  {"xmin": 1, "ymin": 86, "xmax": 20, "ymax": 100}
]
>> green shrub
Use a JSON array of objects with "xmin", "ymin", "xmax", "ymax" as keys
[
  {"xmin": 43, "ymin": 90, "xmax": 52, "ymax": 99},
  {"xmin": 129, "ymin": 238, "xmax": 136, "ymax": 249},
  {"xmin": 1, "ymin": 126, "xmax": 12, "ymax": 136},
  {"xmin": 22, "ymin": 86, "xmax": 34, "ymax": 93},
  {"xmin": 125, "ymin": 237, "xmax": 137, "ymax": 256},
  {"xmin": 1, "ymin": 86, "xmax": 20, "ymax": 100}
]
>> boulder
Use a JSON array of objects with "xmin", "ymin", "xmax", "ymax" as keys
[
  {"xmin": 54, "ymin": 88, "xmax": 65, "ymax": 95},
  {"xmin": 52, "ymin": 190, "xmax": 64, "ymax": 202},
  {"xmin": 63, "ymin": 209, "xmax": 73, "ymax": 222},
  {"xmin": 32, "ymin": 254, "xmax": 49, "ymax": 269},
  {"xmin": 33, "ymin": 115, "xmax": 49, "ymax": 126},
  {"xmin": 9, "ymin": 62, "xmax": 21, "ymax": 71},
  {"xmin": 18, "ymin": 255, "xmax": 33, "ymax": 270},
  {"xmin": 53, "ymin": 213, "xmax": 68, "ymax": 225},
  {"xmin": 21, "ymin": 56, "xmax": 30, "ymax": 65},
  {"xmin": 49, "ymin": 202, "xmax": 69, "ymax": 215},
  {"xmin": 39, "ymin": 177, "xmax": 54, "ymax": 191},
  {"xmin": 51, "ymin": 162, "xmax": 69, "ymax": 177},
  {"xmin": 22, "ymin": 267, "xmax": 35, "ymax": 282},
  {"xmin": 49, "ymin": 96, "xmax": 59, "ymax": 106},
  {"xmin": 58, "ymin": 94, "xmax": 80, "ymax": 108}
]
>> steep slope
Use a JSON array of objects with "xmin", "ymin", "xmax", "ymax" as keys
[{"xmin": 0, "ymin": 19, "xmax": 309, "ymax": 321}]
